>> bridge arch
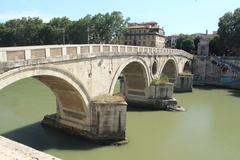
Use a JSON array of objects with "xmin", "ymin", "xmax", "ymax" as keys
[
  {"xmin": 160, "ymin": 58, "xmax": 178, "ymax": 83},
  {"xmin": 182, "ymin": 61, "xmax": 191, "ymax": 73},
  {"xmin": 109, "ymin": 57, "xmax": 150, "ymax": 96},
  {"xmin": 0, "ymin": 66, "xmax": 90, "ymax": 123}
]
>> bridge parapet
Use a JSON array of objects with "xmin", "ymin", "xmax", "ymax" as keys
[{"xmin": 0, "ymin": 44, "xmax": 193, "ymax": 63}]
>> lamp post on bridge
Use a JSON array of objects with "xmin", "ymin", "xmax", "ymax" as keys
[
  {"xmin": 87, "ymin": 26, "xmax": 90, "ymax": 44},
  {"xmin": 56, "ymin": 28, "xmax": 65, "ymax": 45}
]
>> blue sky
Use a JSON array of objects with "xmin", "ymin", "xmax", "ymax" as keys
[{"xmin": 0, "ymin": 0, "xmax": 239, "ymax": 35}]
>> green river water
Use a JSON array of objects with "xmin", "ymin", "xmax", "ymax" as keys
[{"xmin": 0, "ymin": 78, "xmax": 240, "ymax": 160}]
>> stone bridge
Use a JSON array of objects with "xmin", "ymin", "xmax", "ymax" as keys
[{"xmin": 0, "ymin": 44, "xmax": 193, "ymax": 142}]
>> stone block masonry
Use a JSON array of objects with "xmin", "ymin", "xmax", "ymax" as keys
[
  {"xmin": 0, "ymin": 44, "xmax": 193, "ymax": 142},
  {"xmin": 0, "ymin": 136, "xmax": 61, "ymax": 160},
  {"xmin": 90, "ymin": 95, "xmax": 127, "ymax": 142},
  {"xmin": 42, "ymin": 95, "xmax": 127, "ymax": 144}
]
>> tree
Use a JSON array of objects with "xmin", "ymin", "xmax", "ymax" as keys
[
  {"xmin": 218, "ymin": 8, "xmax": 240, "ymax": 56},
  {"xmin": 4, "ymin": 17, "xmax": 44, "ymax": 46},
  {"xmin": 176, "ymin": 34, "xmax": 195, "ymax": 53},
  {"xmin": 209, "ymin": 35, "xmax": 222, "ymax": 56},
  {"xmin": 68, "ymin": 15, "xmax": 91, "ymax": 44},
  {"xmin": 194, "ymin": 36, "xmax": 200, "ymax": 51},
  {"xmin": 0, "ymin": 11, "xmax": 128, "ymax": 47},
  {"xmin": 48, "ymin": 17, "xmax": 72, "ymax": 44},
  {"xmin": 89, "ymin": 12, "xmax": 129, "ymax": 44},
  {"xmin": 182, "ymin": 39, "xmax": 195, "ymax": 52}
]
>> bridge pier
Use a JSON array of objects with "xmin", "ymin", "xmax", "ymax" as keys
[
  {"xmin": 42, "ymin": 95, "xmax": 127, "ymax": 144},
  {"xmin": 126, "ymin": 83, "xmax": 179, "ymax": 110},
  {"xmin": 174, "ymin": 74, "xmax": 193, "ymax": 92},
  {"xmin": 90, "ymin": 95, "xmax": 127, "ymax": 142}
]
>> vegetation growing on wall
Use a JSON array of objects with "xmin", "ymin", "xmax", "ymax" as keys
[{"xmin": 151, "ymin": 74, "xmax": 170, "ymax": 85}]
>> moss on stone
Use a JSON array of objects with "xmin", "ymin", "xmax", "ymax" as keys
[{"xmin": 151, "ymin": 74, "xmax": 170, "ymax": 85}]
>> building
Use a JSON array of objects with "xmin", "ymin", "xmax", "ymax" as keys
[
  {"xmin": 123, "ymin": 21, "xmax": 165, "ymax": 48},
  {"xmin": 193, "ymin": 30, "xmax": 217, "ymax": 56},
  {"xmin": 197, "ymin": 38, "xmax": 209, "ymax": 56},
  {"xmin": 166, "ymin": 35, "xmax": 179, "ymax": 48}
]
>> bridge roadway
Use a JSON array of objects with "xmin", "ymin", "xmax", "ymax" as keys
[{"xmin": 0, "ymin": 44, "xmax": 193, "ymax": 142}]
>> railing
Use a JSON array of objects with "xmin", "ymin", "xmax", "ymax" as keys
[{"xmin": 0, "ymin": 44, "xmax": 193, "ymax": 62}]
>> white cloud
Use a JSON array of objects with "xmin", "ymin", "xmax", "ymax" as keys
[{"xmin": 0, "ymin": 10, "xmax": 55, "ymax": 22}]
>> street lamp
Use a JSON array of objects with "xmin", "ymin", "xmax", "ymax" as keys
[
  {"xmin": 87, "ymin": 26, "xmax": 90, "ymax": 44},
  {"xmin": 56, "ymin": 28, "xmax": 65, "ymax": 45}
]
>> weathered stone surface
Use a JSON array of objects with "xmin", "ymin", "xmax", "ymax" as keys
[
  {"xmin": 31, "ymin": 49, "xmax": 46, "ymax": 59},
  {"xmin": 174, "ymin": 74, "xmax": 193, "ymax": 92},
  {"xmin": 0, "ymin": 44, "xmax": 193, "ymax": 142},
  {"xmin": 146, "ymin": 83, "xmax": 174, "ymax": 99},
  {"xmin": 127, "ymin": 98, "xmax": 178, "ymax": 110},
  {"xmin": 90, "ymin": 95, "xmax": 127, "ymax": 141},
  {"xmin": 66, "ymin": 47, "xmax": 77, "ymax": 57},
  {"xmin": 50, "ymin": 48, "xmax": 62, "ymax": 57},
  {"xmin": 0, "ymin": 136, "xmax": 61, "ymax": 160},
  {"xmin": 7, "ymin": 50, "xmax": 25, "ymax": 61}
]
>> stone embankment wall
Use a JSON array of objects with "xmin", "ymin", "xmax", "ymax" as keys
[
  {"xmin": 0, "ymin": 136, "xmax": 61, "ymax": 160},
  {"xmin": 193, "ymin": 56, "xmax": 240, "ymax": 89}
]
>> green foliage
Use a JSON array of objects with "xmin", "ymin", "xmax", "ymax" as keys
[
  {"xmin": 151, "ymin": 74, "xmax": 170, "ymax": 85},
  {"xmin": 193, "ymin": 36, "xmax": 200, "ymax": 51},
  {"xmin": 175, "ymin": 34, "xmax": 195, "ymax": 53},
  {"xmin": 182, "ymin": 39, "xmax": 195, "ymax": 52},
  {"xmin": 218, "ymin": 8, "xmax": 240, "ymax": 56},
  {"xmin": 209, "ymin": 35, "xmax": 224, "ymax": 56},
  {"xmin": 0, "ymin": 11, "xmax": 128, "ymax": 47}
]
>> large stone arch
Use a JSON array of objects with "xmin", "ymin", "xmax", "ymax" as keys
[
  {"xmin": 0, "ymin": 66, "xmax": 90, "ymax": 123},
  {"xmin": 160, "ymin": 58, "xmax": 178, "ymax": 83},
  {"xmin": 182, "ymin": 61, "xmax": 191, "ymax": 73},
  {"xmin": 109, "ymin": 57, "xmax": 150, "ymax": 96}
]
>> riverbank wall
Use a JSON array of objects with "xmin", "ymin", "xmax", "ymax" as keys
[
  {"xmin": 192, "ymin": 56, "xmax": 240, "ymax": 89},
  {"xmin": 0, "ymin": 136, "xmax": 61, "ymax": 160}
]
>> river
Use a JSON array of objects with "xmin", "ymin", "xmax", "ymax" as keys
[{"xmin": 0, "ymin": 78, "xmax": 240, "ymax": 160}]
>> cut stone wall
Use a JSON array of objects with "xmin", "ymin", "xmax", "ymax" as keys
[
  {"xmin": 0, "ymin": 136, "xmax": 61, "ymax": 160},
  {"xmin": 90, "ymin": 95, "xmax": 127, "ymax": 141},
  {"xmin": 174, "ymin": 75, "xmax": 193, "ymax": 92},
  {"xmin": 31, "ymin": 49, "xmax": 46, "ymax": 59},
  {"xmin": 7, "ymin": 50, "xmax": 25, "ymax": 61},
  {"xmin": 50, "ymin": 48, "xmax": 62, "ymax": 57}
]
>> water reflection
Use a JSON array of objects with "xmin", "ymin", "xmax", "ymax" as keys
[{"xmin": 1, "ymin": 78, "xmax": 240, "ymax": 160}]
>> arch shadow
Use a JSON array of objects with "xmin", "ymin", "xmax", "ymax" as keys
[
  {"xmin": 109, "ymin": 57, "xmax": 150, "ymax": 95},
  {"xmin": 0, "ymin": 66, "xmax": 90, "ymax": 123}
]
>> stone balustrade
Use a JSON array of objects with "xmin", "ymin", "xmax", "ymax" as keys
[{"xmin": 0, "ymin": 44, "xmax": 193, "ymax": 62}]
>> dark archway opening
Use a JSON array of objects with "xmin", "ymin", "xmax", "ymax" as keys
[
  {"xmin": 183, "ymin": 61, "xmax": 191, "ymax": 73},
  {"xmin": 161, "ymin": 60, "xmax": 177, "ymax": 83},
  {"xmin": 0, "ymin": 77, "xmax": 98, "ymax": 156},
  {"xmin": 113, "ymin": 62, "xmax": 148, "ymax": 99},
  {"xmin": 152, "ymin": 61, "xmax": 158, "ymax": 75}
]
